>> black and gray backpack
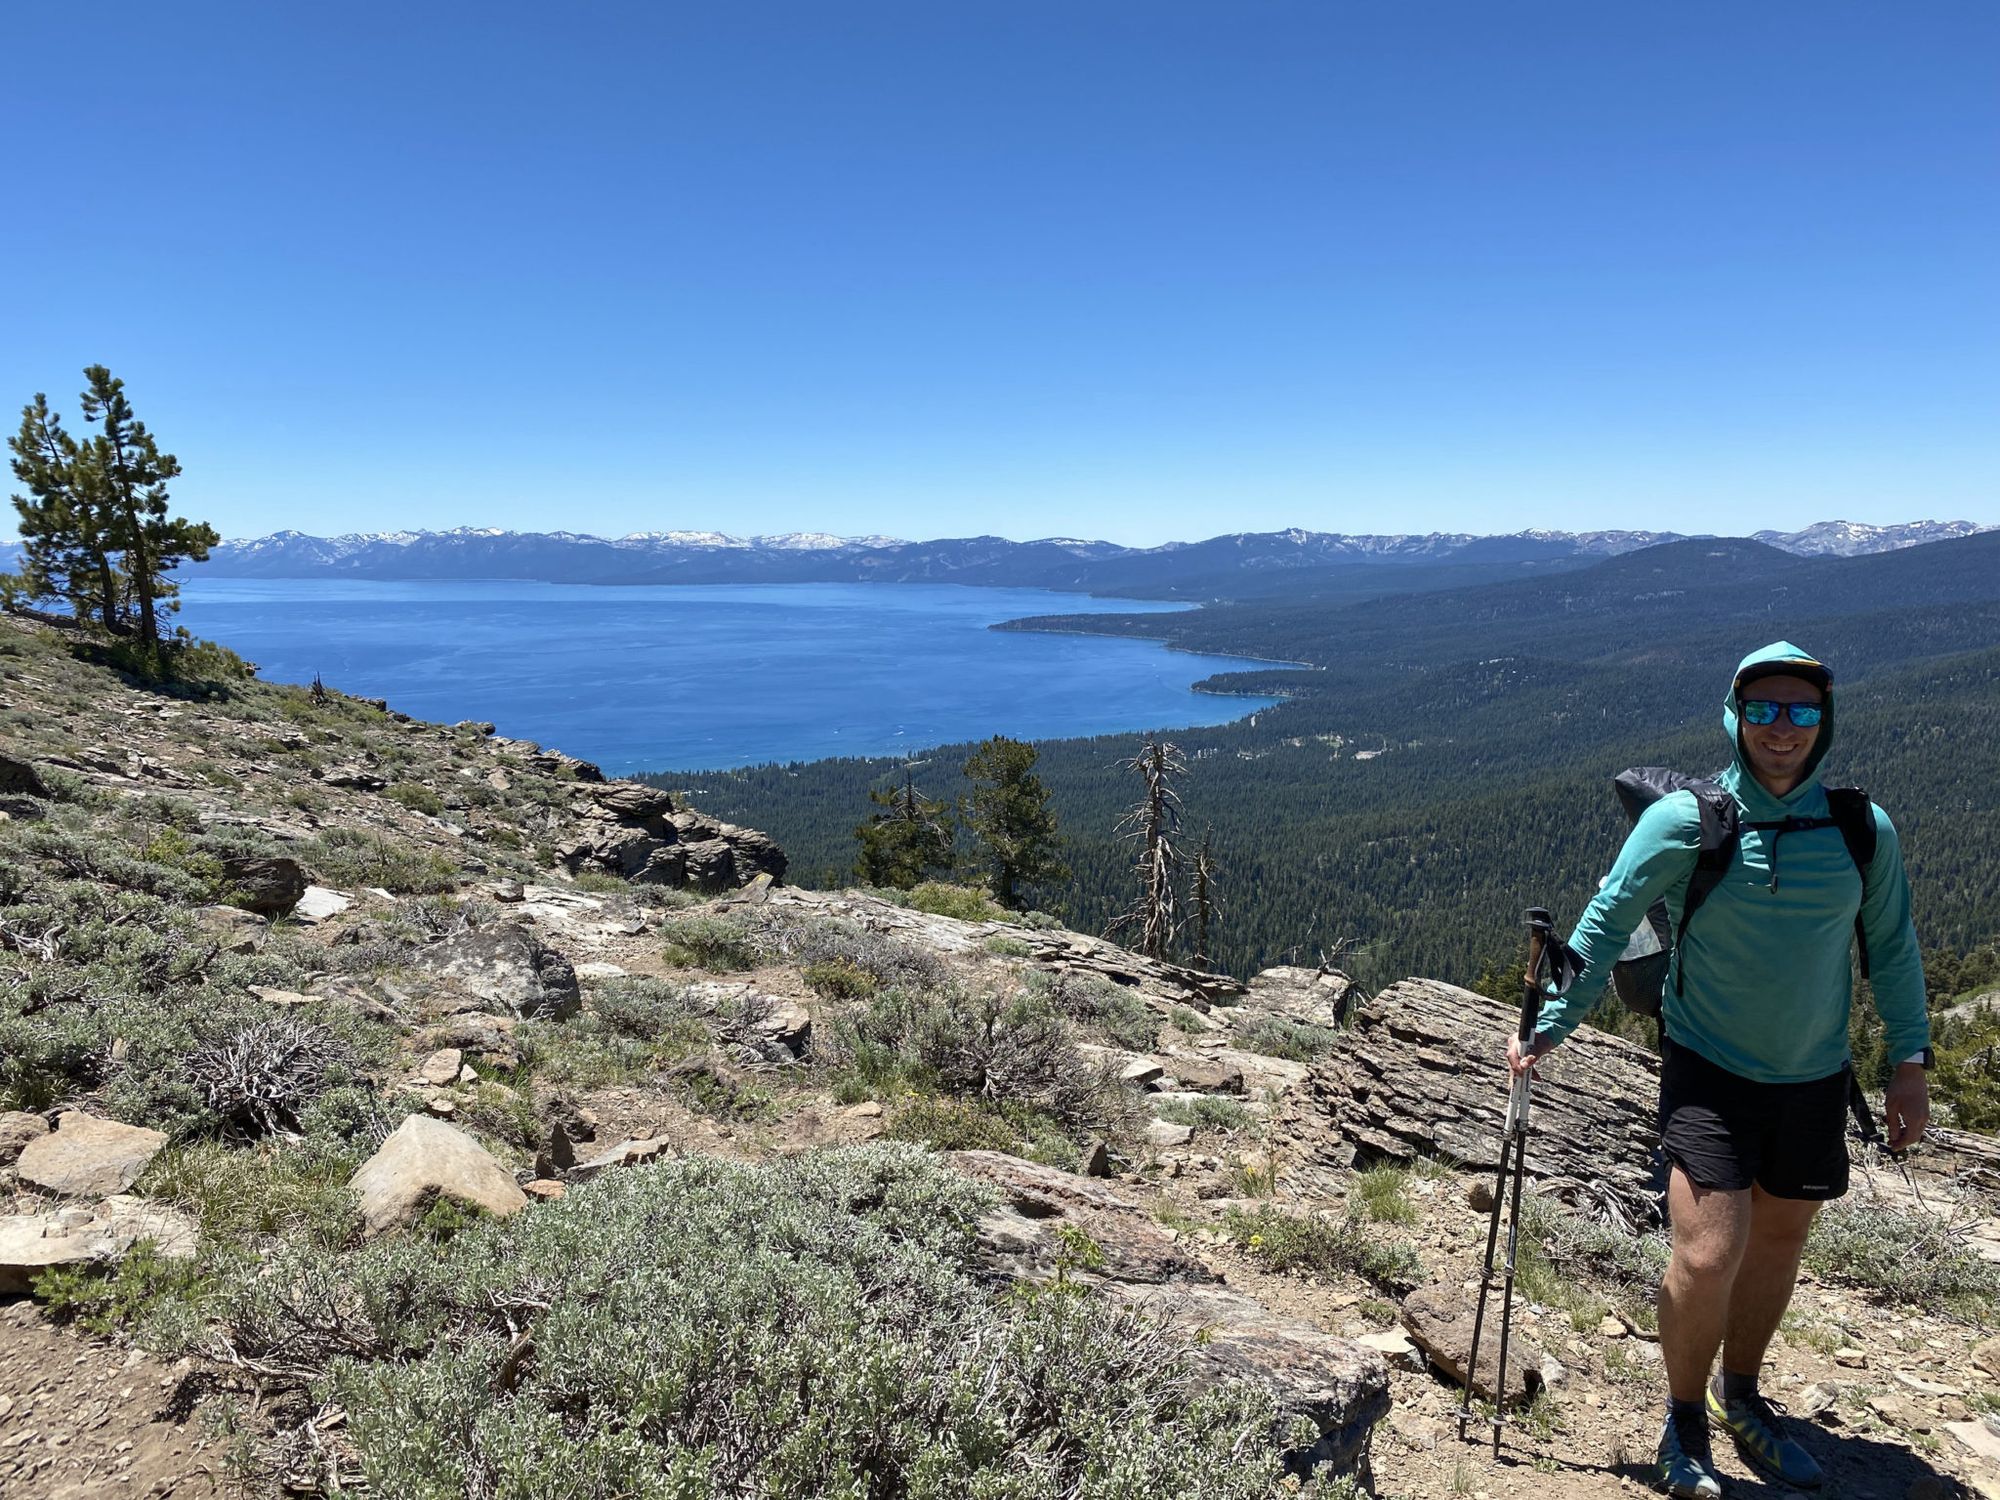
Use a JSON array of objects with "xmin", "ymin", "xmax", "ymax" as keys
[{"xmin": 1608, "ymin": 767, "xmax": 1878, "ymax": 1018}]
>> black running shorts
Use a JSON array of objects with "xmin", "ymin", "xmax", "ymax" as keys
[{"xmin": 1657, "ymin": 1036, "xmax": 1851, "ymax": 1201}]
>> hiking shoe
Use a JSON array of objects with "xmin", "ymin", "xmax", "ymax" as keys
[
  {"xmin": 1707, "ymin": 1383, "xmax": 1822, "ymax": 1488},
  {"xmin": 1656, "ymin": 1405, "xmax": 1722, "ymax": 1499}
]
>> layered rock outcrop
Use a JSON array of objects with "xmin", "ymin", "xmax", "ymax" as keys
[{"xmin": 558, "ymin": 780, "xmax": 787, "ymax": 892}]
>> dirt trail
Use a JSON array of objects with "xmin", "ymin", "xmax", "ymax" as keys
[{"xmin": 0, "ymin": 1300, "xmax": 220, "ymax": 1500}]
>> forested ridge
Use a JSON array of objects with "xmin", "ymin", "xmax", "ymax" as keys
[{"xmin": 652, "ymin": 532, "xmax": 2000, "ymax": 996}]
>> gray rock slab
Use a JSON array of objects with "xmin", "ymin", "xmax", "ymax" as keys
[{"xmin": 16, "ymin": 1113, "xmax": 167, "ymax": 1198}]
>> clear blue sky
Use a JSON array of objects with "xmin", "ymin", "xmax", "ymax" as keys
[{"xmin": 5, "ymin": 2, "xmax": 1995, "ymax": 546}]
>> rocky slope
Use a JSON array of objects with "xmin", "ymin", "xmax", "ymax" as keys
[{"xmin": 1, "ymin": 611, "xmax": 1997, "ymax": 1499}]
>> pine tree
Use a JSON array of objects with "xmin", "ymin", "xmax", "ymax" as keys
[
  {"xmin": 1107, "ymin": 740, "xmax": 1185, "ymax": 960},
  {"xmin": 960, "ymin": 735, "xmax": 1067, "ymax": 910},
  {"xmin": 78, "ymin": 366, "xmax": 216, "ymax": 642},
  {"xmin": 7, "ymin": 394, "xmax": 121, "ymax": 628},
  {"xmin": 853, "ymin": 770, "xmax": 955, "ymax": 888}
]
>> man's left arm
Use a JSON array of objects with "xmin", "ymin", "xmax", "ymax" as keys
[{"xmin": 1861, "ymin": 808, "xmax": 1930, "ymax": 1150}]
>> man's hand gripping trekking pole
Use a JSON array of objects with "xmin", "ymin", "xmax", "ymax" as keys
[{"xmin": 1458, "ymin": 906, "xmax": 1577, "ymax": 1453}]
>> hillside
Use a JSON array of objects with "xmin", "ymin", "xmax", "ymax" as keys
[
  {"xmin": 668, "ymin": 532, "xmax": 2000, "ymax": 995},
  {"xmin": 180, "ymin": 519, "xmax": 1994, "ymax": 604},
  {"xmin": 2, "ymin": 613, "xmax": 1999, "ymax": 1499}
]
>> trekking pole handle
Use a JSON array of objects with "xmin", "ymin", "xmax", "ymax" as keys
[{"xmin": 1518, "ymin": 906, "xmax": 1553, "ymax": 1042}]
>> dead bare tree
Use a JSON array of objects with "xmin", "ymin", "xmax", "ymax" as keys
[
  {"xmin": 1106, "ymin": 740, "xmax": 1186, "ymax": 961},
  {"xmin": 1189, "ymin": 827, "xmax": 1220, "ymax": 971}
]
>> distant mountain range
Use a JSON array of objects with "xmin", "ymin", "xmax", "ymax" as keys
[
  {"xmin": 3, "ymin": 518, "xmax": 1990, "ymax": 603},
  {"xmin": 170, "ymin": 517, "xmax": 1994, "ymax": 601}
]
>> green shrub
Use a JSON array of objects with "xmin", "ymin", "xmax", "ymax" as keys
[
  {"xmin": 1045, "ymin": 971, "xmax": 1162, "ymax": 1052},
  {"xmin": 305, "ymin": 827, "xmax": 459, "ymax": 894},
  {"xmin": 1516, "ymin": 1193, "xmax": 1668, "ymax": 1332},
  {"xmin": 385, "ymin": 782, "xmax": 446, "ymax": 817},
  {"xmin": 1229, "ymin": 1014, "xmax": 1342, "ymax": 1063},
  {"xmin": 569, "ymin": 870, "xmax": 633, "ymax": 895},
  {"xmin": 1154, "ymin": 1096, "xmax": 1251, "ymax": 1134},
  {"xmin": 983, "ymin": 934, "xmax": 1033, "ymax": 958},
  {"xmin": 781, "ymin": 917, "xmax": 946, "ymax": 992},
  {"xmin": 193, "ymin": 1147, "xmax": 1307, "ymax": 1499},
  {"xmin": 138, "ymin": 1137, "xmax": 364, "ymax": 1250},
  {"xmin": 1805, "ymin": 1196, "xmax": 2000, "ymax": 1321},
  {"xmin": 1225, "ymin": 1203, "xmax": 1423, "ymax": 1293},
  {"xmin": 660, "ymin": 913, "xmax": 760, "ymax": 971},
  {"xmin": 1354, "ymin": 1164, "xmax": 1417, "ymax": 1226},
  {"xmin": 905, "ymin": 881, "xmax": 1003, "ymax": 921},
  {"xmin": 882, "ymin": 1096, "xmax": 1022, "ymax": 1154},
  {"xmin": 33, "ymin": 1241, "xmax": 211, "ymax": 1338},
  {"xmin": 803, "ymin": 957, "xmax": 878, "ymax": 1001}
]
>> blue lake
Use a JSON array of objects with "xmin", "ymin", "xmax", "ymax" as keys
[{"xmin": 173, "ymin": 579, "xmax": 1279, "ymax": 775}]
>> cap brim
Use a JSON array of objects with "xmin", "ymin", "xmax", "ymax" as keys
[{"xmin": 1736, "ymin": 657, "xmax": 1832, "ymax": 693}]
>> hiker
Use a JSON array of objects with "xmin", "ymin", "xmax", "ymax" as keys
[{"xmin": 1507, "ymin": 641, "xmax": 1931, "ymax": 1499}]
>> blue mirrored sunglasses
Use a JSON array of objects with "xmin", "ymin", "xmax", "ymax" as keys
[{"xmin": 1741, "ymin": 699, "xmax": 1823, "ymax": 728}]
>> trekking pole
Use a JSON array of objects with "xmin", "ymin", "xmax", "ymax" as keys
[{"xmin": 1458, "ymin": 907, "xmax": 1563, "ymax": 1453}]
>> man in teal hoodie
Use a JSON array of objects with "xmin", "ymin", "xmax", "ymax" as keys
[{"xmin": 1508, "ymin": 642, "xmax": 1931, "ymax": 1498}]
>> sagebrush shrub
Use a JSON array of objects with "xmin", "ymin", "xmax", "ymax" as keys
[{"xmin": 191, "ymin": 1147, "xmax": 1320, "ymax": 1499}]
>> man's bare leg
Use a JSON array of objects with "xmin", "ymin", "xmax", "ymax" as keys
[
  {"xmin": 1720, "ymin": 1186, "xmax": 1820, "ymax": 1381},
  {"xmin": 1659, "ymin": 1167, "xmax": 1752, "ymax": 1402}
]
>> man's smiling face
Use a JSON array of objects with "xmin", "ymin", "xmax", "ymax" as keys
[{"xmin": 1739, "ymin": 673, "xmax": 1823, "ymax": 795}]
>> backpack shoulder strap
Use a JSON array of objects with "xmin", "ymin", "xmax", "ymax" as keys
[
  {"xmin": 1825, "ymin": 786, "xmax": 1878, "ymax": 978},
  {"xmin": 1825, "ymin": 786, "xmax": 1877, "ymax": 872},
  {"xmin": 1673, "ymin": 782, "xmax": 1739, "ymax": 994}
]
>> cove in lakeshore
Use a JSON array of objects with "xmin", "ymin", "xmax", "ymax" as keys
[{"xmin": 174, "ymin": 578, "xmax": 1282, "ymax": 775}]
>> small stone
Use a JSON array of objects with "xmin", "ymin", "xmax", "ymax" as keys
[
  {"xmin": 458, "ymin": 1064, "xmax": 479, "ymax": 1085},
  {"xmin": 1972, "ymin": 1337, "xmax": 2000, "ymax": 1379},
  {"xmin": 248, "ymin": 986, "xmax": 314, "ymax": 1007},
  {"xmin": 1834, "ymin": 1347, "xmax": 1868, "ymax": 1368},
  {"xmin": 844, "ymin": 1101, "xmax": 884, "ymax": 1119},
  {"xmin": 1599, "ymin": 1314, "xmax": 1627, "ymax": 1339},
  {"xmin": 492, "ymin": 878, "xmax": 525, "ymax": 901},
  {"xmin": 1868, "ymin": 1393, "xmax": 1908, "ymax": 1423},
  {"xmin": 427, "ymin": 1096, "xmax": 456, "ymax": 1117},
  {"xmin": 1798, "ymin": 1383, "xmax": 1839, "ymax": 1421},
  {"xmin": 1894, "ymin": 1371, "xmax": 1963, "ymax": 1397},
  {"xmin": 523, "ymin": 1180, "xmax": 567, "ymax": 1201},
  {"xmin": 1145, "ymin": 1119, "xmax": 1194, "ymax": 1149},
  {"xmin": 1120, "ymin": 1058, "xmax": 1166, "ymax": 1087},
  {"xmin": 1466, "ymin": 1179, "xmax": 1496, "ymax": 1214},
  {"xmin": 1355, "ymin": 1328, "xmax": 1425, "ymax": 1372},
  {"xmin": 294, "ymin": 885, "xmax": 353, "ymax": 922},
  {"xmin": 419, "ymin": 1048, "xmax": 465, "ymax": 1087},
  {"xmin": 1080, "ymin": 1138, "xmax": 1112, "ymax": 1177},
  {"xmin": 575, "ymin": 961, "xmax": 628, "ymax": 980}
]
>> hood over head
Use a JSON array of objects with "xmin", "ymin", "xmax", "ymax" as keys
[{"xmin": 1722, "ymin": 640, "xmax": 1835, "ymax": 791}]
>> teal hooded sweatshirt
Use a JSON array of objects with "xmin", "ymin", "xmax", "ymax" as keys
[{"xmin": 1536, "ymin": 641, "xmax": 1929, "ymax": 1084}]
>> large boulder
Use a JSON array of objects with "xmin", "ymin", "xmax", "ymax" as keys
[
  {"xmin": 1270, "ymin": 977, "xmax": 1665, "ymax": 1225},
  {"xmin": 1400, "ymin": 1282, "xmax": 1549, "ymax": 1405},
  {"xmin": 1240, "ymin": 967, "xmax": 1355, "ymax": 1028},
  {"xmin": 1107, "ymin": 1281, "xmax": 1392, "ymax": 1474},
  {"xmin": 413, "ymin": 923, "xmax": 581, "ymax": 1020},
  {"xmin": 349, "ymin": 1115, "xmax": 530, "ymax": 1235},
  {"xmin": 592, "ymin": 782, "xmax": 678, "ymax": 829},
  {"xmin": 953, "ymin": 1150, "xmax": 1214, "ymax": 1286},
  {"xmin": 16, "ymin": 1112, "xmax": 167, "ymax": 1197},
  {"xmin": 0, "ymin": 753, "xmax": 51, "ymax": 799},
  {"xmin": 195, "ymin": 904, "xmax": 268, "ymax": 954},
  {"xmin": 219, "ymin": 853, "xmax": 309, "ymax": 916}
]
